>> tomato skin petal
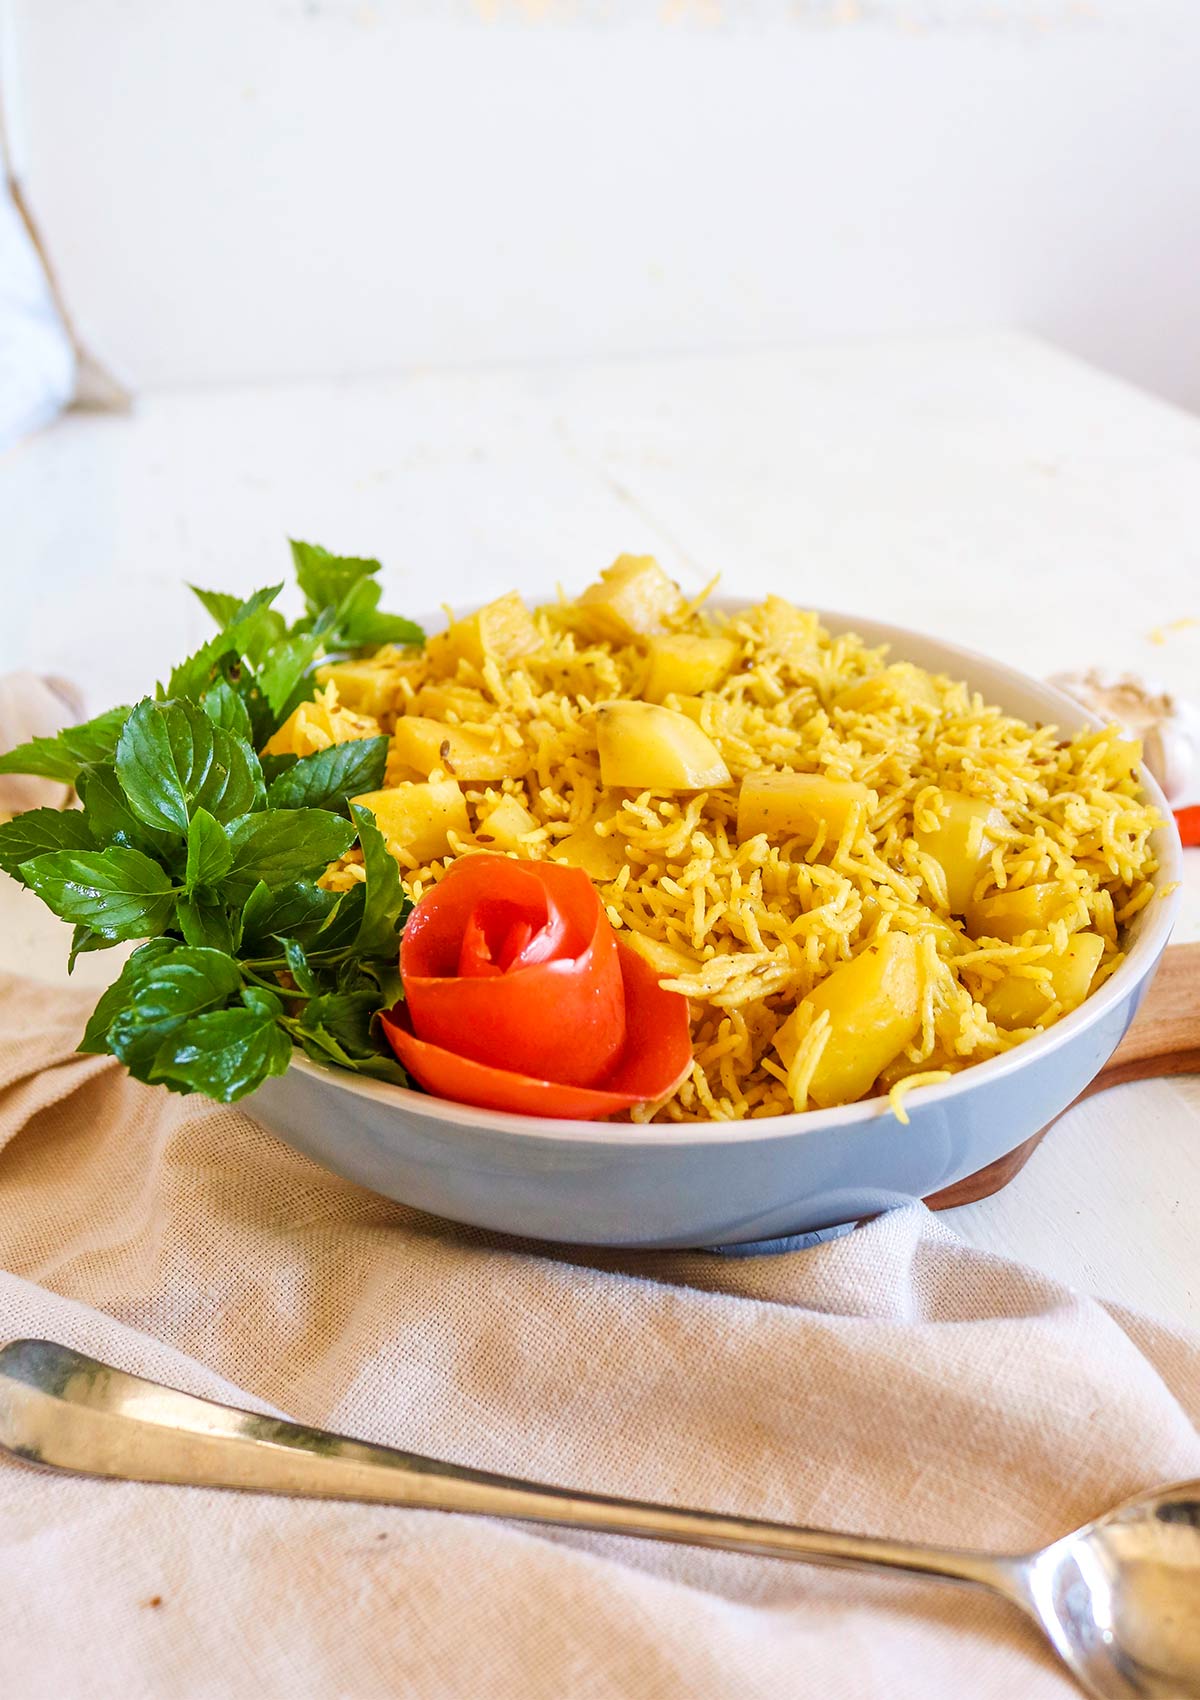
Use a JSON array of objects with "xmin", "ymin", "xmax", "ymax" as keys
[
  {"xmin": 401, "ymin": 854, "xmax": 625, "ymax": 1085},
  {"xmin": 382, "ymin": 941, "xmax": 692, "ymax": 1120}
]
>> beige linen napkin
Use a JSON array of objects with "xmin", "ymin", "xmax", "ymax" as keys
[{"xmin": 0, "ymin": 971, "xmax": 1198, "ymax": 1699}]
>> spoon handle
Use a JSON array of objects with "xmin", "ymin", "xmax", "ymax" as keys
[{"xmin": 0, "ymin": 1338, "xmax": 1023, "ymax": 1601}]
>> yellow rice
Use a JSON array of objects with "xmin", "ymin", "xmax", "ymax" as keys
[{"xmin": 314, "ymin": 585, "xmax": 1163, "ymax": 1124}]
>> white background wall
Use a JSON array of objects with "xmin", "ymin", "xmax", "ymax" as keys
[{"xmin": 8, "ymin": 0, "xmax": 1200, "ymax": 408}]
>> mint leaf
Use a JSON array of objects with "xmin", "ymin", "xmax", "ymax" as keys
[
  {"xmin": 266, "ymin": 736, "xmax": 388, "ymax": 815},
  {"xmin": 334, "ymin": 577, "xmax": 424, "ymax": 649},
  {"xmin": 68, "ymin": 926, "xmax": 118, "ymax": 972},
  {"xmin": 0, "ymin": 705, "xmax": 131, "ymax": 784},
  {"xmin": 280, "ymin": 937, "xmax": 320, "ymax": 995},
  {"xmin": 184, "ymin": 807, "xmax": 233, "ymax": 891},
  {"xmin": 20, "ymin": 847, "xmax": 175, "ymax": 940},
  {"xmin": 293, "ymin": 1018, "xmax": 411, "ymax": 1086},
  {"xmin": 290, "ymin": 540, "xmax": 379, "ymax": 614},
  {"xmin": 167, "ymin": 585, "xmax": 285, "ymax": 701},
  {"xmin": 151, "ymin": 1006, "xmax": 291, "ymax": 1100},
  {"xmin": 0, "ymin": 808, "xmax": 96, "ymax": 879},
  {"xmin": 175, "ymin": 894, "xmax": 236, "ymax": 952},
  {"xmin": 115, "ymin": 698, "xmax": 264, "ymax": 833},
  {"xmin": 78, "ymin": 764, "xmax": 180, "ymax": 858},
  {"xmin": 79, "ymin": 939, "xmax": 177, "ymax": 1054},
  {"xmin": 240, "ymin": 879, "xmax": 338, "ymax": 948},
  {"xmin": 225, "ymin": 808, "xmax": 356, "ymax": 888},
  {"xmin": 309, "ymin": 878, "xmax": 366, "ymax": 953},
  {"xmin": 201, "ymin": 679, "xmax": 254, "ymax": 744},
  {"xmin": 189, "ymin": 586, "xmax": 243, "ymax": 626},
  {"xmin": 105, "ymin": 946, "xmax": 244, "ymax": 1078},
  {"xmin": 258, "ymin": 630, "xmax": 324, "ymax": 718},
  {"xmin": 350, "ymin": 804, "xmax": 409, "ymax": 957}
]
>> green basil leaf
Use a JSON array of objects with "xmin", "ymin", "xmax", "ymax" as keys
[
  {"xmin": 78, "ymin": 938, "xmax": 178, "ymax": 1054},
  {"xmin": 240, "ymin": 879, "xmax": 338, "ymax": 948},
  {"xmin": 174, "ymin": 894, "xmax": 236, "ymax": 952},
  {"xmin": 0, "ymin": 808, "xmax": 96, "ymax": 879},
  {"xmin": 224, "ymin": 808, "xmax": 356, "ymax": 888},
  {"xmin": 258, "ymin": 631, "xmax": 324, "ymax": 718},
  {"xmin": 265, "ymin": 736, "xmax": 388, "ymax": 815},
  {"xmin": 201, "ymin": 679, "xmax": 254, "ymax": 744},
  {"xmin": 115, "ymin": 698, "xmax": 264, "ymax": 833},
  {"xmin": 350, "ymin": 804, "xmax": 410, "ymax": 958},
  {"xmin": 106, "ymin": 947, "xmax": 245, "ymax": 1078},
  {"xmin": 293, "ymin": 1021, "xmax": 412, "ymax": 1087},
  {"xmin": 184, "ymin": 807, "xmax": 233, "ymax": 892},
  {"xmin": 19, "ymin": 847, "xmax": 175, "ymax": 940},
  {"xmin": 150, "ymin": 1006, "xmax": 291, "ymax": 1101},
  {"xmin": 241, "ymin": 984, "xmax": 284, "ymax": 1019},
  {"xmin": 0, "ymin": 705, "xmax": 131, "ymax": 783},
  {"xmin": 78, "ymin": 765, "xmax": 181, "ymax": 858},
  {"xmin": 290, "ymin": 540, "xmax": 379, "ymax": 614}
]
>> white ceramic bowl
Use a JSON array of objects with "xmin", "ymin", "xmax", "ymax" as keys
[{"xmin": 249, "ymin": 606, "xmax": 1182, "ymax": 1248}]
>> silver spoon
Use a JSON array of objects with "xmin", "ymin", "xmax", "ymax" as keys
[{"xmin": 1, "ymin": 1338, "xmax": 1196, "ymax": 1699}]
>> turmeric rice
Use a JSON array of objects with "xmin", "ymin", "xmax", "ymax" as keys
[{"xmin": 275, "ymin": 555, "xmax": 1163, "ymax": 1124}]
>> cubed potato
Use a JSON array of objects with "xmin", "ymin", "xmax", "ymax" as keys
[
  {"xmin": 595, "ymin": 702, "xmax": 731, "ymax": 791},
  {"xmin": 426, "ymin": 591, "xmax": 542, "ymax": 673},
  {"xmin": 624, "ymin": 933, "xmax": 696, "ymax": 980},
  {"xmin": 736, "ymin": 771, "xmax": 875, "ymax": 845},
  {"xmin": 552, "ymin": 822, "xmax": 628, "ymax": 880},
  {"xmin": 774, "ymin": 933, "xmax": 921, "ymax": 1107},
  {"xmin": 412, "ymin": 683, "xmax": 493, "ymax": 722},
  {"xmin": 985, "ymin": 932, "xmax": 1106, "ymax": 1030},
  {"xmin": 757, "ymin": 596, "xmax": 820, "ymax": 649},
  {"xmin": 915, "ymin": 795, "xmax": 1010, "ymax": 914},
  {"xmin": 966, "ymin": 882, "xmax": 1075, "ymax": 943},
  {"xmin": 643, "ymin": 635, "xmax": 739, "ymax": 704},
  {"xmin": 391, "ymin": 716, "xmax": 529, "ymax": 782},
  {"xmin": 314, "ymin": 658, "xmax": 414, "ymax": 720},
  {"xmin": 836, "ymin": 664, "xmax": 940, "ymax": 716},
  {"xmin": 262, "ymin": 688, "xmax": 381, "ymax": 758},
  {"xmin": 475, "ymin": 794, "xmax": 539, "ymax": 852},
  {"xmin": 576, "ymin": 555, "xmax": 682, "ymax": 642},
  {"xmin": 352, "ymin": 780, "xmax": 469, "ymax": 864}
]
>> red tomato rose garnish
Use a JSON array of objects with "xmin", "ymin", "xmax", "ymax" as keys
[
  {"xmin": 1175, "ymin": 805, "xmax": 1200, "ymax": 848},
  {"xmin": 380, "ymin": 854, "xmax": 692, "ymax": 1119}
]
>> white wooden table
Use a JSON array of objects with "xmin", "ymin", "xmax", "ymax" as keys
[{"xmin": 2, "ymin": 331, "xmax": 1197, "ymax": 1323}]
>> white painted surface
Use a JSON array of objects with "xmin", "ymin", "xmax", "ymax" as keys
[
  {"xmin": 9, "ymin": 0, "xmax": 1200, "ymax": 410},
  {"xmin": 0, "ymin": 332, "xmax": 1197, "ymax": 1319}
]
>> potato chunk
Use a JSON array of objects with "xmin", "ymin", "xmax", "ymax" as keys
[
  {"xmin": 426, "ymin": 592, "xmax": 541, "ymax": 673},
  {"xmin": 736, "ymin": 771, "xmax": 875, "ymax": 845},
  {"xmin": 985, "ymin": 932, "xmax": 1106, "ymax": 1030},
  {"xmin": 643, "ymin": 635, "xmax": 738, "ymax": 704},
  {"xmin": 391, "ymin": 716, "xmax": 528, "ymax": 782},
  {"xmin": 966, "ymin": 882, "xmax": 1074, "ymax": 943},
  {"xmin": 595, "ymin": 702, "xmax": 731, "ymax": 791},
  {"xmin": 552, "ymin": 822, "xmax": 628, "ymax": 880},
  {"xmin": 314, "ymin": 658, "xmax": 414, "ymax": 720},
  {"xmin": 262, "ymin": 687, "xmax": 381, "ymax": 758},
  {"xmin": 836, "ymin": 665, "xmax": 940, "ymax": 715},
  {"xmin": 576, "ymin": 555, "xmax": 682, "ymax": 642},
  {"xmin": 915, "ymin": 795, "xmax": 1009, "ymax": 914},
  {"xmin": 352, "ymin": 781, "xmax": 469, "ymax": 864},
  {"xmin": 475, "ymin": 794, "xmax": 539, "ymax": 852},
  {"xmin": 774, "ymin": 933, "xmax": 921, "ymax": 1108}
]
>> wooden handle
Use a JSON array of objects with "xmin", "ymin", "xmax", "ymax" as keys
[
  {"xmin": 1077, "ymin": 940, "xmax": 1200, "ymax": 1096},
  {"xmin": 926, "ymin": 940, "xmax": 1200, "ymax": 1212}
]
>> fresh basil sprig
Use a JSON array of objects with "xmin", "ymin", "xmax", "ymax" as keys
[{"xmin": 0, "ymin": 544, "xmax": 423, "ymax": 1102}]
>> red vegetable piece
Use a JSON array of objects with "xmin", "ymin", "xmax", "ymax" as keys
[
  {"xmin": 401, "ymin": 854, "xmax": 626, "ymax": 1087},
  {"xmin": 1175, "ymin": 805, "xmax": 1200, "ymax": 848},
  {"xmin": 382, "ymin": 941, "xmax": 693, "ymax": 1119}
]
